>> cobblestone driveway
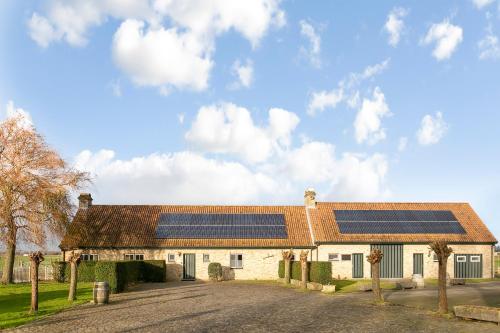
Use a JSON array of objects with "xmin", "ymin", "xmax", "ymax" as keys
[{"xmin": 10, "ymin": 281, "xmax": 500, "ymax": 333}]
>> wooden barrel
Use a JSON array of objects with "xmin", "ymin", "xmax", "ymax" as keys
[{"xmin": 93, "ymin": 281, "xmax": 109, "ymax": 304}]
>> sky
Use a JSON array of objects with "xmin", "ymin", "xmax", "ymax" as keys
[{"xmin": 0, "ymin": 0, "xmax": 499, "ymax": 242}]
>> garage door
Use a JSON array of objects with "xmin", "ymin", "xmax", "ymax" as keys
[
  {"xmin": 454, "ymin": 254, "xmax": 482, "ymax": 278},
  {"xmin": 370, "ymin": 244, "xmax": 403, "ymax": 278}
]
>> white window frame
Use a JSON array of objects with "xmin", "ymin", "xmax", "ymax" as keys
[
  {"xmin": 203, "ymin": 254, "xmax": 210, "ymax": 263},
  {"xmin": 167, "ymin": 253, "xmax": 176, "ymax": 262},
  {"xmin": 341, "ymin": 254, "xmax": 352, "ymax": 261},
  {"xmin": 456, "ymin": 255, "xmax": 466, "ymax": 263},
  {"xmin": 328, "ymin": 253, "xmax": 340, "ymax": 261},
  {"xmin": 81, "ymin": 254, "xmax": 98, "ymax": 261},
  {"xmin": 230, "ymin": 254, "xmax": 243, "ymax": 269},
  {"xmin": 124, "ymin": 254, "xmax": 144, "ymax": 261},
  {"xmin": 470, "ymin": 255, "xmax": 481, "ymax": 263}
]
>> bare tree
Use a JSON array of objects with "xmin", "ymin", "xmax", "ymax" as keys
[
  {"xmin": 29, "ymin": 251, "xmax": 44, "ymax": 313},
  {"xmin": 68, "ymin": 252, "xmax": 81, "ymax": 301},
  {"xmin": 0, "ymin": 116, "xmax": 88, "ymax": 284},
  {"xmin": 430, "ymin": 241, "xmax": 453, "ymax": 314},
  {"xmin": 367, "ymin": 249, "xmax": 384, "ymax": 302},
  {"xmin": 300, "ymin": 250, "xmax": 308, "ymax": 289},
  {"xmin": 282, "ymin": 249, "xmax": 294, "ymax": 284}
]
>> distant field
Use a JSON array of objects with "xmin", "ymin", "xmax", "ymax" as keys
[{"xmin": 0, "ymin": 255, "xmax": 61, "ymax": 270}]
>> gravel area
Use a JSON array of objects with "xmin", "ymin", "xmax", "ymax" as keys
[{"xmin": 9, "ymin": 281, "xmax": 500, "ymax": 333}]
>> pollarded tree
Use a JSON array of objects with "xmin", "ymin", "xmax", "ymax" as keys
[
  {"xmin": 68, "ymin": 251, "xmax": 81, "ymax": 301},
  {"xmin": 282, "ymin": 249, "xmax": 294, "ymax": 284},
  {"xmin": 300, "ymin": 250, "xmax": 308, "ymax": 289},
  {"xmin": 0, "ymin": 116, "xmax": 88, "ymax": 284},
  {"xmin": 429, "ymin": 241, "xmax": 453, "ymax": 314},
  {"xmin": 29, "ymin": 251, "xmax": 44, "ymax": 313},
  {"xmin": 367, "ymin": 249, "xmax": 384, "ymax": 302}
]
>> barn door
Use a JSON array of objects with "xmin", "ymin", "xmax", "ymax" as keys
[
  {"xmin": 413, "ymin": 253, "xmax": 424, "ymax": 276},
  {"xmin": 454, "ymin": 254, "xmax": 482, "ymax": 278},
  {"xmin": 371, "ymin": 244, "xmax": 403, "ymax": 278},
  {"xmin": 183, "ymin": 253, "xmax": 196, "ymax": 280},
  {"xmin": 352, "ymin": 253, "xmax": 364, "ymax": 278}
]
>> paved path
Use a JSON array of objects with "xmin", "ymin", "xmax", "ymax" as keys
[{"xmin": 10, "ymin": 281, "xmax": 500, "ymax": 333}]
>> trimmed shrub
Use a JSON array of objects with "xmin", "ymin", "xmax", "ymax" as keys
[
  {"xmin": 310, "ymin": 262, "xmax": 332, "ymax": 285},
  {"xmin": 278, "ymin": 260, "xmax": 332, "ymax": 284},
  {"xmin": 208, "ymin": 262, "xmax": 222, "ymax": 281},
  {"xmin": 64, "ymin": 261, "xmax": 96, "ymax": 282},
  {"xmin": 52, "ymin": 261, "xmax": 67, "ymax": 282},
  {"xmin": 95, "ymin": 261, "xmax": 121, "ymax": 293},
  {"xmin": 142, "ymin": 260, "xmax": 166, "ymax": 282}
]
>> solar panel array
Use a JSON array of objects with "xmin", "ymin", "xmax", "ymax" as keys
[
  {"xmin": 334, "ymin": 210, "xmax": 466, "ymax": 234},
  {"xmin": 155, "ymin": 213, "xmax": 288, "ymax": 239}
]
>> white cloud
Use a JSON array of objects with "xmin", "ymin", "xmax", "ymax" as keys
[
  {"xmin": 472, "ymin": 0, "xmax": 495, "ymax": 9},
  {"xmin": 384, "ymin": 7, "xmax": 408, "ymax": 47},
  {"xmin": 112, "ymin": 19, "xmax": 213, "ymax": 91},
  {"xmin": 422, "ymin": 19, "xmax": 463, "ymax": 61},
  {"xmin": 398, "ymin": 137, "xmax": 408, "ymax": 152},
  {"xmin": 185, "ymin": 103, "xmax": 299, "ymax": 163},
  {"xmin": 478, "ymin": 23, "xmax": 500, "ymax": 60},
  {"xmin": 354, "ymin": 87, "xmax": 391, "ymax": 145},
  {"xmin": 177, "ymin": 113, "xmax": 185, "ymax": 125},
  {"xmin": 4, "ymin": 101, "xmax": 33, "ymax": 128},
  {"xmin": 417, "ymin": 112, "xmax": 448, "ymax": 145},
  {"xmin": 306, "ymin": 59, "xmax": 389, "ymax": 115},
  {"xmin": 29, "ymin": 0, "xmax": 285, "ymax": 92},
  {"xmin": 282, "ymin": 141, "xmax": 336, "ymax": 183},
  {"xmin": 299, "ymin": 20, "xmax": 321, "ymax": 67},
  {"xmin": 74, "ymin": 150, "xmax": 278, "ymax": 204},
  {"xmin": 229, "ymin": 59, "xmax": 254, "ymax": 89},
  {"xmin": 307, "ymin": 89, "xmax": 344, "ymax": 116}
]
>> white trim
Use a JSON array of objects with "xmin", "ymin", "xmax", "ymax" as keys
[
  {"xmin": 470, "ymin": 255, "xmax": 481, "ymax": 263},
  {"xmin": 456, "ymin": 255, "xmax": 466, "ymax": 263},
  {"xmin": 328, "ymin": 253, "xmax": 340, "ymax": 261}
]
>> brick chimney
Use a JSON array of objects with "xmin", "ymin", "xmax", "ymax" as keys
[
  {"xmin": 78, "ymin": 193, "xmax": 93, "ymax": 209},
  {"xmin": 304, "ymin": 188, "xmax": 316, "ymax": 208}
]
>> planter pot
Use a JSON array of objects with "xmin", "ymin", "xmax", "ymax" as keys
[{"xmin": 322, "ymin": 285, "xmax": 336, "ymax": 293}]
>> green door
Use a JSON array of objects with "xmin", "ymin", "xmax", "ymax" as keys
[
  {"xmin": 352, "ymin": 253, "xmax": 364, "ymax": 278},
  {"xmin": 413, "ymin": 253, "xmax": 424, "ymax": 276},
  {"xmin": 454, "ymin": 254, "xmax": 482, "ymax": 278},
  {"xmin": 183, "ymin": 253, "xmax": 196, "ymax": 280},
  {"xmin": 371, "ymin": 244, "xmax": 403, "ymax": 278}
]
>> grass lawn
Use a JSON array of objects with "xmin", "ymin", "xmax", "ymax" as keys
[
  {"xmin": 0, "ymin": 281, "xmax": 93, "ymax": 329},
  {"xmin": 331, "ymin": 279, "xmax": 398, "ymax": 293}
]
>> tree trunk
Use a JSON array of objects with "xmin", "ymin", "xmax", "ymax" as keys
[
  {"xmin": 68, "ymin": 261, "xmax": 78, "ymax": 301},
  {"xmin": 372, "ymin": 262, "xmax": 382, "ymax": 302},
  {"xmin": 284, "ymin": 259, "xmax": 291, "ymax": 284},
  {"xmin": 1, "ymin": 233, "xmax": 16, "ymax": 284},
  {"xmin": 301, "ymin": 260, "xmax": 308, "ymax": 289},
  {"xmin": 437, "ymin": 257, "xmax": 448, "ymax": 314},
  {"xmin": 30, "ymin": 260, "xmax": 39, "ymax": 313}
]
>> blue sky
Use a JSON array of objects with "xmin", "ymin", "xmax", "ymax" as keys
[{"xmin": 0, "ymin": 0, "xmax": 499, "ymax": 241}]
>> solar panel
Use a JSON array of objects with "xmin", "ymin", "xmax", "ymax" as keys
[
  {"xmin": 155, "ymin": 213, "xmax": 288, "ymax": 239},
  {"xmin": 334, "ymin": 210, "xmax": 466, "ymax": 234}
]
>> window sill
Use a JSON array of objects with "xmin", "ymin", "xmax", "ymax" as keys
[{"xmin": 230, "ymin": 267, "xmax": 243, "ymax": 269}]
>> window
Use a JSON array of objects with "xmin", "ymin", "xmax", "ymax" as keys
[
  {"xmin": 167, "ymin": 253, "xmax": 176, "ymax": 262},
  {"xmin": 456, "ymin": 255, "xmax": 466, "ymax": 263},
  {"xmin": 328, "ymin": 253, "xmax": 340, "ymax": 261},
  {"xmin": 470, "ymin": 255, "xmax": 481, "ymax": 263},
  {"xmin": 433, "ymin": 254, "xmax": 439, "ymax": 262},
  {"xmin": 203, "ymin": 254, "xmax": 210, "ymax": 263},
  {"xmin": 81, "ymin": 254, "xmax": 98, "ymax": 261},
  {"xmin": 124, "ymin": 254, "xmax": 144, "ymax": 261},
  {"xmin": 341, "ymin": 254, "xmax": 351, "ymax": 261},
  {"xmin": 230, "ymin": 254, "xmax": 243, "ymax": 269},
  {"xmin": 290, "ymin": 254, "xmax": 295, "ymax": 261}
]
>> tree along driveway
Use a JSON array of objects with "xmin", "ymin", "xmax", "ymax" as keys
[{"xmin": 9, "ymin": 281, "xmax": 500, "ymax": 333}]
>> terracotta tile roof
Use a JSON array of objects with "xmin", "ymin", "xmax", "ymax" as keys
[
  {"xmin": 60, "ymin": 205, "xmax": 314, "ymax": 250},
  {"xmin": 308, "ymin": 202, "xmax": 497, "ymax": 244},
  {"xmin": 60, "ymin": 202, "xmax": 497, "ymax": 250}
]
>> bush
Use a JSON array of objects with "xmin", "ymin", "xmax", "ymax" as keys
[
  {"xmin": 208, "ymin": 263, "xmax": 222, "ymax": 281},
  {"xmin": 95, "ymin": 261, "xmax": 121, "ymax": 293},
  {"xmin": 63, "ymin": 261, "xmax": 96, "ymax": 282},
  {"xmin": 142, "ymin": 260, "xmax": 166, "ymax": 282},
  {"xmin": 52, "ymin": 261, "xmax": 67, "ymax": 282},
  {"xmin": 278, "ymin": 260, "xmax": 332, "ymax": 284}
]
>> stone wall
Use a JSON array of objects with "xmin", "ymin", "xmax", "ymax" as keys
[
  {"xmin": 317, "ymin": 244, "xmax": 494, "ymax": 279},
  {"xmin": 66, "ymin": 248, "xmax": 286, "ymax": 281}
]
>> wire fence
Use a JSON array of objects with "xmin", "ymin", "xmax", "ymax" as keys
[{"xmin": 12, "ymin": 265, "xmax": 54, "ymax": 283}]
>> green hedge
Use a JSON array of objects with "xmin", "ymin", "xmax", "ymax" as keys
[
  {"xmin": 278, "ymin": 260, "xmax": 332, "ymax": 284},
  {"xmin": 54, "ymin": 259, "xmax": 166, "ymax": 293},
  {"xmin": 208, "ymin": 262, "xmax": 222, "ymax": 281}
]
